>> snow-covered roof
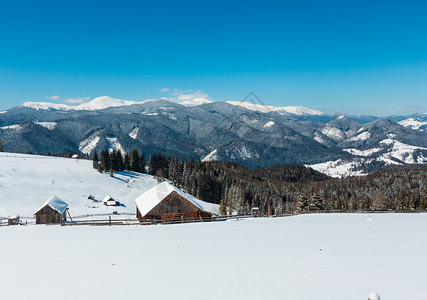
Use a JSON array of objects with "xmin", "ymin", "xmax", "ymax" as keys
[
  {"xmin": 135, "ymin": 181, "xmax": 219, "ymax": 218},
  {"xmin": 103, "ymin": 195, "xmax": 114, "ymax": 202},
  {"xmin": 34, "ymin": 196, "xmax": 68, "ymax": 215}
]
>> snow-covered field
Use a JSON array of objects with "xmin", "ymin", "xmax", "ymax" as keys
[
  {"xmin": 1, "ymin": 153, "xmax": 426, "ymax": 299},
  {"xmin": 0, "ymin": 213, "xmax": 426, "ymax": 299},
  {"xmin": 0, "ymin": 152, "xmax": 159, "ymax": 218}
]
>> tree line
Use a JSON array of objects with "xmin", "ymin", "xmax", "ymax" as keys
[
  {"xmin": 92, "ymin": 149, "xmax": 146, "ymax": 175},
  {"xmin": 92, "ymin": 149, "xmax": 427, "ymax": 215}
]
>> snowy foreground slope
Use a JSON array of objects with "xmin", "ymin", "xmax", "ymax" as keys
[
  {"xmin": 1, "ymin": 214, "xmax": 427, "ymax": 300},
  {"xmin": 0, "ymin": 152, "xmax": 159, "ymax": 217}
]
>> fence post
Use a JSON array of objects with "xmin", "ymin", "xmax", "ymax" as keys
[{"xmin": 109, "ymin": 216, "xmax": 111, "ymax": 226}]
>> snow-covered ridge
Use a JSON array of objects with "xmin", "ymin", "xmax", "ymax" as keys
[
  {"xmin": 226, "ymin": 101, "xmax": 323, "ymax": 116},
  {"xmin": 320, "ymin": 126, "xmax": 346, "ymax": 141},
  {"xmin": 20, "ymin": 96, "xmax": 213, "ymax": 112},
  {"xmin": 129, "ymin": 128, "xmax": 140, "ymax": 140},
  {"xmin": 20, "ymin": 96, "xmax": 154, "ymax": 111},
  {"xmin": 35, "ymin": 122, "xmax": 57, "ymax": 130},
  {"xmin": 20, "ymin": 96, "xmax": 322, "ymax": 116},
  {"xmin": 313, "ymin": 138, "xmax": 427, "ymax": 178},
  {"xmin": 309, "ymin": 158, "xmax": 367, "ymax": 178},
  {"xmin": 313, "ymin": 132, "xmax": 328, "ymax": 145},
  {"xmin": 106, "ymin": 136, "xmax": 125, "ymax": 153},
  {"xmin": 180, "ymin": 98, "xmax": 213, "ymax": 107},
  {"xmin": 21, "ymin": 102, "xmax": 71, "ymax": 111},
  {"xmin": 0, "ymin": 124, "xmax": 22, "ymax": 130},
  {"xmin": 398, "ymin": 118, "xmax": 427, "ymax": 131},
  {"xmin": 262, "ymin": 121, "xmax": 275, "ymax": 129},
  {"xmin": 79, "ymin": 133, "xmax": 101, "ymax": 155},
  {"xmin": 378, "ymin": 139, "xmax": 427, "ymax": 164},
  {"xmin": 344, "ymin": 148, "xmax": 382, "ymax": 157},
  {"xmin": 202, "ymin": 149, "xmax": 218, "ymax": 162},
  {"xmin": 348, "ymin": 131, "xmax": 371, "ymax": 142}
]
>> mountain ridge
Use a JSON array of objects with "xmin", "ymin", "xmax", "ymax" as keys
[{"xmin": 1, "ymin": 97, "xmax": 426, "ymax": 177}]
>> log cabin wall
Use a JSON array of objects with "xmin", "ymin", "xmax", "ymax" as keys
[
  {"xmin": 147, "ymin": 191, "xmax": 200, "ymax": 216},
  {"xmin": 35, "ymin": 206, "xmax": 66, "ymax": 224},
  {"xmin": 137, "ymin": 191, "xmax": 213, "ymax": 221}
]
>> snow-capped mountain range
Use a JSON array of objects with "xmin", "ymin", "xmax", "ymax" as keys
[
  {"xmin": 19, "ymin": 95, "xmax": 324, "ymax": 116},
  {"xmin": 21, "ymin": 96, "xmax": 157, "ymax": 111},
  {"xmin": 1, "ymin": 96, "xmax": 426, "ymax": 177}
]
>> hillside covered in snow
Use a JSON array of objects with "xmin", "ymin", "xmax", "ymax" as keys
[{"xmin": 0, "ymin": 152, "xmax": 218, "ymax": 218}]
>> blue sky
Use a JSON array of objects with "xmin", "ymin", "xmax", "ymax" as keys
[{"xmin": 0, "ymin": 0, "xmax": 426, "ymax": 115}]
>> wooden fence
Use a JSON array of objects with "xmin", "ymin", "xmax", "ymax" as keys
[
  {"xmin": 62, "ymin": 214, "xmax": 246, "ymax": 226},
  {"xmin": 2, "ymin": 210, "xmax": 424, "ymax": 227}
]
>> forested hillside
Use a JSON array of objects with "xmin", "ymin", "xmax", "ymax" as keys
[{"xmin": 94, "ymin": 149, "xmax": 427, "ymax": 215}]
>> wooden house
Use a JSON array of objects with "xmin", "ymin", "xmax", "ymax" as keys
[
  {"xmin": 135, "ymin": 181, "xmax": 218, "ymax": 223},
  {"xmin": 251, "ymin": 207, "xmax": 260, "ymax": 216},
  {"xmin": 8, "ymin": 215, "xmax": 20, "ymax": 225},
  {"xmin": 103, "ymin": 195, "xmax": 120, "ymax": 206},
  {"xmin": 34, "ymin": 196, "xmax": 69, "ymax": 224}
]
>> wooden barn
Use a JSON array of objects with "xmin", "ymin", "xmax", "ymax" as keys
[
  {"xmin": 135, "ymin": 181, "xmax": 218, "ymax": 223},
  {"xmin": 33, "ymin": 196, "xmax": 69, "ymax": 224}
]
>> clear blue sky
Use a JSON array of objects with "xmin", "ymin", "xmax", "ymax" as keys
[{"xmin": 1, "ymin": 0, "xmax": 426, "ymax": 115}]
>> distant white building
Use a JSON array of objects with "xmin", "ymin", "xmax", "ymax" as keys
[{"xmin": 103, "ymin": 195, "xmax": 120, "ymax": 206}]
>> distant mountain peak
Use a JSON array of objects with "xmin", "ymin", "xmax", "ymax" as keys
[
  {"xmin": 78, "ymin": 96, "xmax": 138, "ymax": 110},
  {"xmin": 225, "ymin": 101, "xmax": 323, "ymax": 116},
  {"xmin": 180, "ymin": 98, "xmax": 213, "ymax": 107},
  {"xmin": 19, "ymin": 95, "xmax": 214, "ymax": 111},
  {"xmin": 20, "ymin": 96, "xmax": 157, "ymax": 111}
]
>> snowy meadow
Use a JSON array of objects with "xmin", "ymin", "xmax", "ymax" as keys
[{"xmin": 1, "ymin": 213, "xmax": 426, "ymax": 300}]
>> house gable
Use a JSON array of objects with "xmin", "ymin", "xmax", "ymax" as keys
[{"xmin": 143, "ymin": 191, "xmax": 201, "ymax": 218}]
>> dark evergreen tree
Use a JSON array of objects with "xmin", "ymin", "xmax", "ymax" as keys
[
  {"xmin": 124, "ymin": 153, "xmax": 131, "ymax": 170},
  {"xmin": 99, "ymin": 149, "xmax": 111, "ymax": 172},
  {"xmin": 110, "ymin": 150, "xmax": 120, "ymax": 172},
  {"xmin": 116, "ymin": 150, "xmax": 125, "ymax": 171},
  {"xmin": 168, "ymin": 157, "xmax": 178, "ymax": 182},
  {"xmin": 296, "ymin": 191, "xmax": 310, "ymax": 212},
  {"xmin": 155, "ymin": 168, "xmax": 165, "ymax": 182},
  {"xmin": 92, "ymin": 150, "xmax": 99, "ymax": 169},
  {"xmin": 139, "ymin": 151, "xmax": 146, "ymax": 173},
  {"xmin": 130, "ymin": 149, "xmax": 141, "ymax": 172},
  {"xmin": 148, "ymin": 153, "xmax": 157, "ymax": 175}
]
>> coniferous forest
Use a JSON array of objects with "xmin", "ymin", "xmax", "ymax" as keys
[{"xmin": 93, "ymin": 149, "xmax": 427, "ymax": 216}]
